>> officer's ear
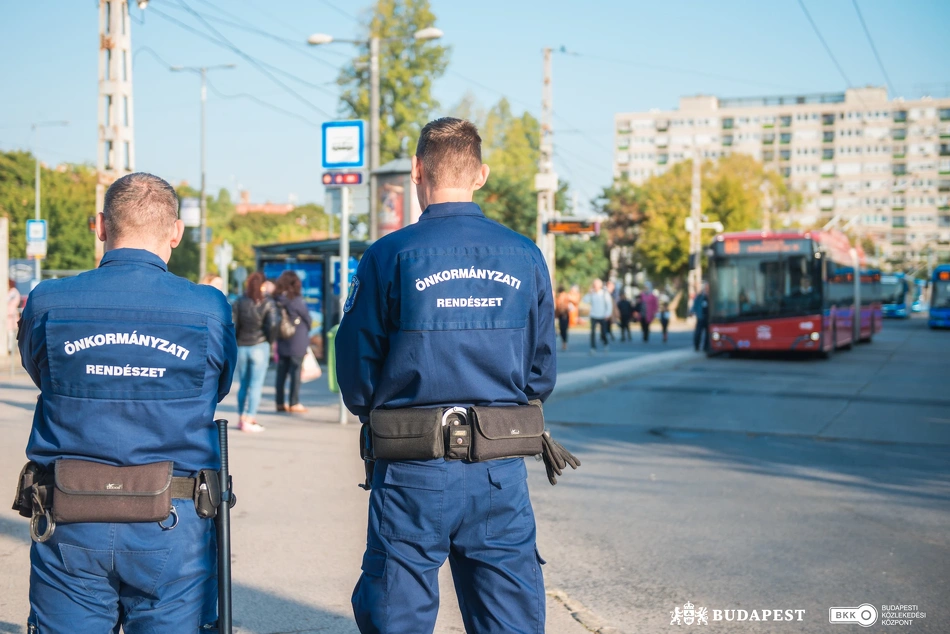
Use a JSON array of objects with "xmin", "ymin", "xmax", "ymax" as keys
[
  {"xmin": 95, "ymin": 212, "xmax": 108, "ymax": 243},
  {"xmin": 168, "ymin": 219, "xmax": 185, "ymax": 249},
  {"xmin": 410, "ymin": 155, "xmax": 423, "ymax": 186},
  {"xmin": 472, "ymin": 164, "xmax": 490, "ymax": 191}
]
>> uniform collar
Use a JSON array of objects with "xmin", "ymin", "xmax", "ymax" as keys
[
  {"xmin": 419, "ymin": 202, "xmax": 484, "ymax": 220},
  {"xmin": 98, "ymin": 248, "xmax": 169, "ymax": 272}
]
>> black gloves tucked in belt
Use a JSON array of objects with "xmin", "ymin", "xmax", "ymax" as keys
[{"xmin": 540, "ymin": 430, "xmax": 580, "ymax": 486}]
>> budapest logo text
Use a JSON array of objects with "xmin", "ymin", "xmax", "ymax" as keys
[{"xmin": 671, "ymin": 601, "xmax": 805, "ymax": 626}]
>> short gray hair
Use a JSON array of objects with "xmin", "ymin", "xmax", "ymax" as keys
[{"xmin": 103, "ymin": 172, "xmax": 179, "ymax": 242}]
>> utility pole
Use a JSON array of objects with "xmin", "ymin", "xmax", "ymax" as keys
[
  {"xmin": 171, "ymin": 63, "xmax": 236, "ymax": 280},
  {"xmin": 368, "ymin": 36, "xmax": 380, "ymax": 243},
  {"xmin": 31, "ymin": 121, "xmax": 68, "ymax": 283},
  {"xmin": 689, "ymin": 142, "xmax": 702, "ymax": 296},
  {"xmin": 535, "ymin": 47, "xmax": 557, "ymax": 286},
  {"xmin": 96, "ymin": 0, "xmax": 136, "ymax": 265}
]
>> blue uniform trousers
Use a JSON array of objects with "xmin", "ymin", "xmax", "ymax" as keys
[
  {"xmin": 28, "ymin": 498, "xmax": 217, "ymax": 633},
  {"xmin": 353, "ymin": 458, "xmax": 545, "ymax": 634}
]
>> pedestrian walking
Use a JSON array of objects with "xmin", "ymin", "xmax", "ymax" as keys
[
  {"xmin": 605, "ymin": 280, "xmax": 618, "ymax": 341},
  {"xmin": 336, "ymin": 117, "xmax": 578, "ymax": 634},
  {"xmin": 616, "ymin": 293, "xmax": 634, "ymax": 342},
  {"xmin": 658, "ymin": 290, "xmax": 671, "ymax": 343},
  {"xmin": 274, "ymin": 270, "xmax": 313, "ymax": 413},
  {"xmin": 690, "ymin": 281, "xmax": 711, "ymax": 352},
  {"xmin": 640, "ymin": 282, "xmax": 658, "ymax": 342},
  {"xmin": 583, "ymin": 278, "xmax": 613, "ymax": 353},
  {"xmin": 14, "ymin": 172, "xmax": 237, "ymax": 632},
  {"xmin": 555, "ymin": 285, "xmax": 573, "ymax": 351},
  {"xmin": 7, "ymin": 279, "xmax": 20, "ymax": 353},
  {"xmin": 200, "ymin": 273, "xmax": 225, "ymax": 294},
  {"xmin": 232, "ymin": 271, "xmax": 279, "ymax": 432}
]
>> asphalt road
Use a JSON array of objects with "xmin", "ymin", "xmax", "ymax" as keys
[
  {"xmin": 540, "ymin": 316, "xmax": 950, "ymax": 632},
  {"xmin": 0, "ymin": 317, "xmax": 946, "ymax": 633}
]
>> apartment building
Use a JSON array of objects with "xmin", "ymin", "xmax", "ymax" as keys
[{"xmin": 614, "ymin": 87, "xmax": 950, "ymax": 261}]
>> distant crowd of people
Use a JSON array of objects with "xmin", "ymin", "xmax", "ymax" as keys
[
  {"xmin": 202, "ymin": 271, "xmax": 316, "ymax": 433},
  {"xmin": 556, "ymin": 278, "xmax": 673, "ymax": 354}
]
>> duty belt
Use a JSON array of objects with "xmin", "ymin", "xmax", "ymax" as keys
[{"xmin": 367, "ymin": 403, "xmax": 546, "ymax": 463}]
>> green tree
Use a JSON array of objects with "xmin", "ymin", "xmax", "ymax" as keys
[
  {"xmin": 475, "ymin": 174, "xmax": 535, "ymax": 239},
  {"xmin": 481, "ymin": 98, "xmax": 540, "ymax": 179},
  {"xmin": 338, "ymin": 0, "xmax": 450, "ymax": 164},
  {"xmin": 555, "ymin": 235, "xmax": 610, "ymax": 289},
  {"xmin": 630, "ymin": 154, "xmax": 799, "ymax": 282},
  {"xmin": 0, "ymin": 151, "xmax": 97, "ymax": 272},
  {"xmin": 594, "ymin": 179, "xmax": 644, "ymax": 282}
]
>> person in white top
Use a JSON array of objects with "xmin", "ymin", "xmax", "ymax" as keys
[{"xmin": 582, "ymin": 278, "xmax": 613, "ymax": 354}]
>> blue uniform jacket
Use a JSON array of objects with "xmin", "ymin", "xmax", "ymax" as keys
[
  {"xmin": 335, "ymin": 202, "xmax": 556, "ymax": 418},
  {"xmin": 19, "ymin": 248, "xmax": 238, "ymax": 476}
]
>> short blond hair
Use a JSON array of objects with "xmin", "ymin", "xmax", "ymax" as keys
[
  {"xmin": 415, "ymin": 117, "xmax": 482, "ymax": 188},
  {"xmin": 103, "ymin": 172, "xmax": 179, "ymax": 242}
]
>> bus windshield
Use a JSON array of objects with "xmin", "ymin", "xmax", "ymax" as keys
[
  {"xmin": 710, "ymin": 253, "xmax": 821, "ymax": 321},
  {"xmin": 880, "ymin": 277, "xmax": 906, "ymax": 305},
  {"xmin": 933, "ymin": 279, "xmax": 950, "ymax": 309}
]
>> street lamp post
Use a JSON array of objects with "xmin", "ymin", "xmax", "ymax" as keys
[
  {"xmin": 31, "ymin": 120, "xmax": 69, "ymax": 283},
  {"xmin": 308, "ymin": 27, "xmax": 443, "ymax": 242},
  {"xmin": 171, "ymin": 63, "xmax": 236, "ymax": 280}
]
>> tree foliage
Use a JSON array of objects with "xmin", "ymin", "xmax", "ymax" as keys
[
  {"xmin": 338, "ymin": 0, "xmax": 450, "ymax": 164},
  {"xmin": 0, "ymin": 150, "xmax": 97, "ymax": 271},
  {"xmin": 602, "ymin": 154, "xmax": 801, "ymax": 283}
]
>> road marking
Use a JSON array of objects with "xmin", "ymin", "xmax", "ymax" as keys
[{"xmin": 548, "ymin": 588, "xmax": 624, "ymax": 634}]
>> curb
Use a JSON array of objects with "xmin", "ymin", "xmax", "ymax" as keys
[
  {"xmin": 548, "ymin": 589, "xmax": 624, "ymax": 634},
  {"xmin": 549, "ymin": 349, "xmax": 701, "ymax": 402}
]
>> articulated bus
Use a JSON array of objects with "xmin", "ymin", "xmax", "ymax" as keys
[
  {"xmin": 929, "ymin": 265, "xmax": 950, "ymax": 329},
  {"xmin": 706, "ymin": 230, "xmax": 881, "ymax": 355},
  {"xmin": 880, "ymin": 272, "xmax": 911, "ymax": 319}
]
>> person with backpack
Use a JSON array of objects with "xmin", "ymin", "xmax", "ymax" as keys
[
  {"xmin": 232, "ymin": 271, "xmax": 280, "ymax": 432},
  {"xmin": 274, "ymin": 270, "xmax": 313, "ymax": 413}
]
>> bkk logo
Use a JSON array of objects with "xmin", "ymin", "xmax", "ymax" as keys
[{"xmin": 671, "ymin": 602, "xmax": 805, "ymax": 626}]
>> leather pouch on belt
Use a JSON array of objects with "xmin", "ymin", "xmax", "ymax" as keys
[
  {"xmin": 470, "ymin": 404, "xmax": 545, "ymax": 461},
  {"xmin": 52, "ymin": 460, "xmax": 173, "ymax": 524},
  {"xmin": 369, "ymin": 408, "xmax": 444, "ymax": 460}
]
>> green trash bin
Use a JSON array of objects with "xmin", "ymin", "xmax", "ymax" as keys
[{"xmin": 326, "ymin": 324, "xmax": 340, "ymax": 393}]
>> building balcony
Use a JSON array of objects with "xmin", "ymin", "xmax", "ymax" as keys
[
  {"xmin": 893, "ymin": 153, "xmax": 906, "ymax": 159},
  {"xmin": 893, "ymin": 111, "xmax": 908, "ymax": 123},
  {"xmin": 822, "ymin": 114, "xmax": 835, "ymax": 126}
]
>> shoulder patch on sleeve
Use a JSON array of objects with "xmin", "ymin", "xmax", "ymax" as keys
[{"xmin": 343, "ymin": 276, "xmax": 360, "ymax": 313}]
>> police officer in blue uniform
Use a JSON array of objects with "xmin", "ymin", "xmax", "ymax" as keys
[
  {"xmin": 336, "ymin": 118, "xmax": 578, "ymax": 633},
  {"xmin": 17, "ymin": 173, "xmax": 237, "ymax": 632}
]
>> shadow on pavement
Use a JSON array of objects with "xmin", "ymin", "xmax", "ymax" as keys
[{"xmin": 549, "ymin": 422, "xmax": 950, "ymax": 505}]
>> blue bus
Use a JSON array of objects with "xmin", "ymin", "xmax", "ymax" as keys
[
  {"xmin": 930, "ymin": 265, "xmax": 950, "ymax": 329},
  {"xmin": 880, "ymin": 272, "xmax": 911, "ymax": 319}
]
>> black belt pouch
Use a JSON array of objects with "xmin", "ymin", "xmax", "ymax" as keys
[
  {"xmin": 470, "ymin": 404, "xmax": 545, "ymax": 461},
  {"xmin": 52, "ymin": 460, "xmax": 173, "ymax": 524},
  {"xmin": 369, "ymin": 408, "xmax": 444, "ymax": 460}
]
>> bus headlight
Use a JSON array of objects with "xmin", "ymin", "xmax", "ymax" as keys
[
  {"xmin": 810, "ymin": 332, "xmax": 820, "ymax": 341},
  {"xmin": 711, "ymin": 331, "xmax": 721, "ymax": 341}
]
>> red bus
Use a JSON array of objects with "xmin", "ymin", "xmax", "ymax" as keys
[{"xmin": 706, "ymin": 230, "xmax": 882, "ymax": 355}]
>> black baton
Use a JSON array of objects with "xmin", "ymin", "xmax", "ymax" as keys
[{"xmin": 215, "ymin": 419, "xmax": 233, "ymax": 634}]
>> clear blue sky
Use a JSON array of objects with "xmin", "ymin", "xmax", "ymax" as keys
[{"xmin": 2, "ymin": 0, "xmax": 948, "ymax": 212}]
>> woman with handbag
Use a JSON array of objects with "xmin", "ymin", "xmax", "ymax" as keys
[
  {"xmin": 274, "ymin": 271, "xmax": 313, "ymax": 413},
  {"xmin": 233, "ymin": 271, "xmax": 280, "ymax": 432}
]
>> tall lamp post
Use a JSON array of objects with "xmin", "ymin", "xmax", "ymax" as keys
[
  {"xmin": 31, "ymin": 120, "xmax": 69, "ymax": 282},
  {"xmin": 307, "ymin": 27, "xmax": 443, "ymax": 243},
  {"xmin": 171, "ymin": 63, "xmax": 236, "ymax": 280}
]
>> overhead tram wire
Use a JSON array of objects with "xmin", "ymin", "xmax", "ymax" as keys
[
  {"xmin": 557, "ymin": 48, "xmax": 804, "ymax": 93},
  {"xmin": 447, "ymin": 69, "xmax": 613, "ymax": 169},
  {"xmin": 132, "ymin": 45, "xmax": 323, "ymax": 128},
  {"xmin": 161, "ymin": 2, "xmax": 348, "ymax": 69},
  {"xmin": 851, "ymin": 0, "xmax": 897, "ymax": 96},
  {"xmin": 318, "ymin": 0, "xmax": 362, "ymax": 23},
  {"xmin": 796, "ymin": 0, "xmax": 854, "ymax": 88},
  {"xmin": 166, "ymin": 0, "xmax": 335, "ymax": 119}
]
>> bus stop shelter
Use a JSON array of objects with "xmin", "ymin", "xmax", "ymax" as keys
[{"xmin": 254, "ymin": 238, "xmax": 368, "ymax": 360}]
